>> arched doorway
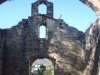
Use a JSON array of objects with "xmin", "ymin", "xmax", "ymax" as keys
[{"xmin": 29, "ymin": 56, "xmax": 55, "ymax": 75}]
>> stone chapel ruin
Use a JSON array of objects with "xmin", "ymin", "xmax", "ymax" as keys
[{"xmin": 0, "ymin": 0, "xmax": 100, "ymax": 75}]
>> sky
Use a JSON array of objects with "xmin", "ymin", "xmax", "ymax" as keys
[
  {"xmin": 33, "ymin": 58, "xmax": 53, "ymax": 66},
  {"xmin": 0, "ymin": 0, "xmax": 98, "ymax": 32}
]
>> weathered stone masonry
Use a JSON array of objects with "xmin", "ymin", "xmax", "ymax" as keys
[
  {"xmin": 0, "ymin": 0, "xmax": 100, "ymax": 75},
  {"xmin": 80, "ymin": 0, "xmax": 100, "ymax": 16}
]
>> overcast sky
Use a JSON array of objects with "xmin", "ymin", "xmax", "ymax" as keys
[{"xmin": 0, "ymin": 0, "xmax": 98, "ymax": 32}]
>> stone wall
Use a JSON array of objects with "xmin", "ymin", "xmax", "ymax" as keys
[
  {"xmin": 0, "ymin": 14, "xmax": 85, "ymax": 75},
  {"xmin": 84, "ymin": 19, "xmax": 100, "ymax": 75},
  {"xmin": 1, "ymin": 15, "xmax": 100, "ymax": 75},
  {"xmin": 60, "ymin": 0, "xmax": 100, "ymax": 74},
  {"xmin": 1, "ymin": 0, "xmax": 100, "ymax": 75}
]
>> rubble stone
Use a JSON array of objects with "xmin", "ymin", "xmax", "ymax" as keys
[{"xmin": 0, "ymin": 0, "xmax": 100, "ymax": 75}]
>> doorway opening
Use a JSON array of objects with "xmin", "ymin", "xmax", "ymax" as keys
[{"xmin": 29, "ymin": 57, "xmax": 55, "ymax": 75}]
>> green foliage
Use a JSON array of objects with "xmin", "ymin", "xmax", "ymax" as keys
[
  {"xmin": 38, "ymin": 65, "xmax": 46, "ymax": 75},
  {"xmin": 32, "ymin": 65, "xmax": 46, "ymax": 75},
  {"xmin": 43, "ymin": 65, "xmax": 54, "ymax": 75},
  {"xmin": 32, "ymin": 64, "xmax": 54, "ymax": 75}
]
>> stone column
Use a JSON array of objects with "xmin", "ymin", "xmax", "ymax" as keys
[
  {"xmin": 31, "ymin": 2, "xmax": 38, "ymax": 16},
  {"xmin": 47, "ymin": 2, "xmax": 53, "ymax": 17}
]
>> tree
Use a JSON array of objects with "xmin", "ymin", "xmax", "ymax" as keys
[
  {"xmin": 38, "ymin": 65, "xmax": 46, "ymax": 75},
  {"xmin": 33, "ymin": 65, "xmax": 46, "ymax": 75},
  {"xmin": 43, "ymin": 65, "xmax": 54, "ymax": 75}
]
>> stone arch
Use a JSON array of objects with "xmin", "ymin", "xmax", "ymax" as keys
[
  {"xmin": 38, "ymin": 0, "xmax": 47, "ymax": 5},
  {"xmin": 38, "ymin": 0, "xmax": 47, "ymax": 15},
  {"xmin": 29, "ymin": 55, "xmax": 56, "ymax": 75},
  {"xmin": 31, "ymin": 0, "xmax": 53, "ymax": 17},
  {"xmin": 80, "ymin": 0, "xmax": 100, "ymax": 17}
]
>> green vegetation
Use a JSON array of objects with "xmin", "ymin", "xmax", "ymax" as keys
[
  {"xmin": 31, "ymin": 65, "xmax": 54, "ymax": 75},
  {"xmin": 43, "ymin": 65, "xmax": 54, "ymax": 75},
  {"xmin": 32, "ymin": 65, "xmax": 46, "ymax": 75}
]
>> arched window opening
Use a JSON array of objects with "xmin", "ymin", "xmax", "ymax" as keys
[
  {"xmin": 38, "ymin": 3, "xmax": 47, "ymax": 14},
  {"xmin": 31, "ymin": 58, "xmax": 54, "ymax": 75},
  {"xmin": 39, "ymin": 25, "xmax": 46, "ymax": 38}
]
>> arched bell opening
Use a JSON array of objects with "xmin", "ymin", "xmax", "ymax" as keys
[{"xmin": 38, "ymin": 3, "xmax": 47, "ymax": 14}]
